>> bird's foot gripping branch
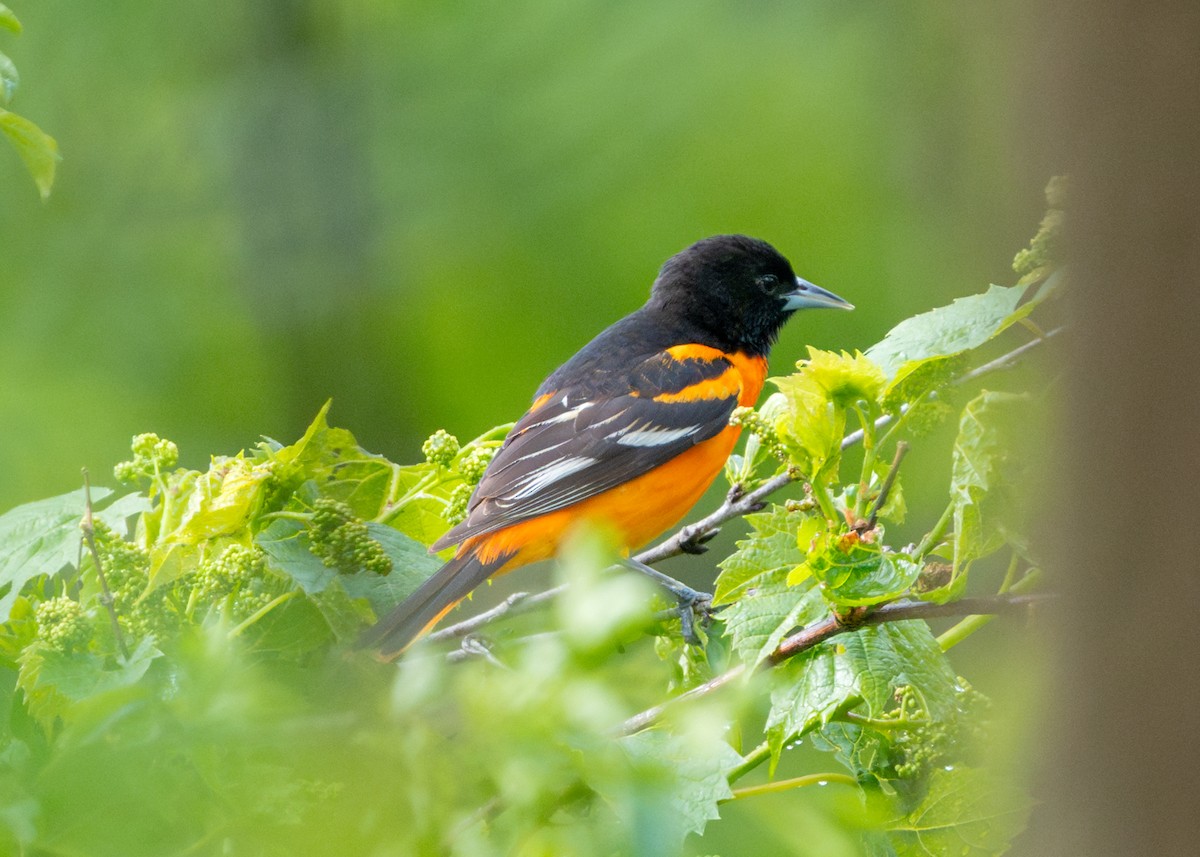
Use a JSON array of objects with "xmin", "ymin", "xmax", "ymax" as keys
[{"xmin": 0, "ymin": 188, "xmax": 1064, "ymax": 856}]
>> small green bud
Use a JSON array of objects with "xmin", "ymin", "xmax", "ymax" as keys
[
  {"xmin": 35, "ymin": 596, "xmax": 92, "ymax": 653},
  {"xmin": 131, "ymin": 433, "xmax": 161, "ymax": 458},
  {"xmin": 422, "ymin": 429, "xmax": 460, "ymax": 467},
  {"xmin": 459, "ymin": 447, "xmax": 494, "ymax": 484},
  {"xmin": 446, "ymin": 484, "xmax": 472, "ymax": 525}
]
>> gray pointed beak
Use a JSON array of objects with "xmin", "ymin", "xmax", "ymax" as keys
[{"xmin": 783, "ymin": 277, "xmax": 854, "ymax": 311}]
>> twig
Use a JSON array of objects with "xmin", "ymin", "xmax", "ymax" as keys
[
  {"xmin": 864, "ymin": 441, "xmax": 909, "ymax": 530},
  {"xmin": 79, "ymin": 469, "xmax": 130, "ymax": 659},
  {"xmin": 427, "ymin": 587, "xmax": 564, "ymax": 643},
  {"xmin": 617, "ymin": 592, "xmax": 1049, "ymax": 735},
  {"xmin": 618, "ymin": 664, "xmax": 748, "ymax": 736},
  {"xmin": 955, "ymin": 326, "xmax": 1062, "ymax": 385}
]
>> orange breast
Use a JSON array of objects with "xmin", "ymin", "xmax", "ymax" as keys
[{"xmin": 466, "ymin": 351, "xmax": 768, "ymax": 570}]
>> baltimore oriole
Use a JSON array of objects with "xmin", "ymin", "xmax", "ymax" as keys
[{"xmin": 363, "ymin": 235, "xmax": 852, "ymax": 657}]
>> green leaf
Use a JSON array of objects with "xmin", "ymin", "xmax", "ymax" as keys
[
  {"xmin": 946, "ymin": 391, "xmax": 1026, "ymax": 598},
  {"xmin": 866, "ymin": 283, "xmax": 1043, "ymax": 381},
  {"xmin": 842, "ymin": 622, "xmax": 956, "ymax": 717},
  {"xmin": 768, "ymin": 622, "xmax": 956, "ymax": 768},
  {"xmin": 0, "ymin": 50, "xmax": 17, "ymax": 104},
  {"xmin": 241, "ymin": 594, "xmax": 335, "ymax": 656},
  {"xmin": 771, "ymin": 374, "xmax": 844, "ymax": 481},
  {"xmin": 0, "ymin": 488, "xmax": 149, "ymax": 623},
  {"xmin": 794, "ymin": 533, "xmax": 921, "ymax": 608},
  {"xmin": 713, "ymin": 507, "xmax": 813, "ymax": 606},
  {"xmin": 0, "ymin": 5, "xmax": 20, "ymax": 34},
  {"xmin": 0, "ymin": 108, "xmax": 59, "ymax": 199},
  {"xmin": 165, "ymin": 459, "xmax": 273, "ymax": 546},
  {"xmin": 618, "ymin": 730, "xmax": 741, "ymax": 841},
  {"xmin": 17, "ymin": 637, "xmax": 160, "ymax": 729},
  {"xmin": 715, "ymin": 506, "xmax": 822, "ymax": 665},
  {"xmin": 885, "ymin": 766, "xmax": 1030, "ymax": 856},
  {"xmin": 796, "ymin": 347, "xmax": 887, "ymax": 407},
  {"xmin": 765, "ymin": 641, "xmax": 860, "ymax": 755}
]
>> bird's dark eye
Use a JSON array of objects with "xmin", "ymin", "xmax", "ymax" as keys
[{"xmin": 757, "ymin": 274, "xmax": 782, "ymax": 295}]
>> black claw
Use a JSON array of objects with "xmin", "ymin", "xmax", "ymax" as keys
[{"xmin": 679, "ymin": 527, "xmax": 720, "ymax": 554}]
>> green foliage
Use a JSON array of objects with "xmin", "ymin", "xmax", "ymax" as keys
[
  {"xmin": 0, "ymin": 4, "xmax": 57, "ymax": 198},
  {"xmin": 0, "ymin": 203, "xmax": 1061, "ymax": 854}
]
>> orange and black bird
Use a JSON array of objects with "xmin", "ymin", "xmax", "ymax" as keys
[{"xmin": 363, "ymin": 235, "xmax": 852, "ymax": 658}]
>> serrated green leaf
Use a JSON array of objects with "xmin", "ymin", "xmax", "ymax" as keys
[
  {"xmin": 713, "ymin": 507, "xmax": 813, "ymax": 605},
  {"xmin": 842, "ymin": 623, "xmax": 957, "ymax": 717},
  {"xmin": 809, "ymin": 720, "xmax": 892, "ymax": 782},
  {"xmin": 0, "ymin": 108, "xmax": 59, "ymax": 199},
  {"xmin": 797, "ymin": 347, "xmax": 887, "ymax": 407},
  {"xmin": 867, "ymin": 283, "xmax": 1041, "ymax": 381},
  {"xmin": 0, "ymin": 5, "xmax": 20, "ymax": 34},
  {"xmin": 719, "ymin": 577, "xmax": 826, "ymax": 667},
  {"xmin": 766, "ymin": 642, "xmax": 860, "ymax": 756},
  {"xmin": 886, "ymin": 766, "xmax": 1030, "ymax": 856},
  {"xmin": 310, "ymin": 577, "xmax": 376, "ymax": 643},
  {"xmin": 882, "ymin": 353, "xmax": 967, "ymax": 412},
  {"xmin": 17, "ymin": 637, "xmax": 160, "ymax": 729},
  {"xmin": 945, "ymin": 391, "xmax": 1026, "ymax": 599},
  {"xmin": 618, "ymin": 730, "xmax": 741, "ymax": 840},
  {"xmin": 796, "ymin": 534, "xmax": 921, "ymax": 608},
  {"xmin": 255, "ymin": 517, "xmax": 330, "ymax": 592},
  {"xmin": 770, "ymin": 378, "xmax": 843, "ymax": 482},
  {"xmin": 0, "ymin": 51, "xmax": 17, "ymax": 104},
  {"xmin": 0, "ymin": 488, "xmax": 150, "ymax": 623},
  {"xmin": 241, "ymin": 594, "xmax": 334, "ymax": 656},
  {"xmin": 767, "ymin": 622, "xmax": 955, "ymax": 767},
  {"xmin": 715, "ymin": 504, "xmax": 822, "ymax": 665},
  {"xmin": 164, "ymin": 459, "xmax": 273, "ymax": 547}
]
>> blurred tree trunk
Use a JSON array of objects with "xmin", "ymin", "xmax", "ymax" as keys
[{"xmin": 1029, "ymin": 2, "xmax": 1200, "ymax": 854}]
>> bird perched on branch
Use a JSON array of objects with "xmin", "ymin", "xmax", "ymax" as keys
[{"xmin": 362, "ymin": 235, "xmax": 852, "ymax": 658}]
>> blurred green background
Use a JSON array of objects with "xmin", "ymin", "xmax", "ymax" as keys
[{"xmin": 1, "ymin": 0, "xmax": 1046, "ymax": 511}]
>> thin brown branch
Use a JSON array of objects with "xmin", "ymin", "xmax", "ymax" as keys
[
  {"xmin": 617, "ymin": 591, "xmax": 1049, "ymax": 735},
  {"xmin": 428, "ymin": 587, "xmax": 564, "ymax": 643},
  {"xmin": 864, "ymin": 441, "xmax": 909, "ymax": 530},
  {"xmin": 956, "ymin": 325, "xmax": 1062, "ymax": 385}
]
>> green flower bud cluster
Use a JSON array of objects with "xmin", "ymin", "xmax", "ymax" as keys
[
  {"xmin": 892, "ymin": 679, "xmax": 991, "ymax": 780},
  {"xmin": 729, "ymin": 406, "xmax": 788, "ymax": 461},
  {"xmin": 35, "ymin": 596, "xmax": 92, "ymax": 653},
  {"xmin": 91, "ymin": 521, "xmax": 179, "ymax": 640},
  {"xmin": 113, "ymin": 432, "xmax": 180, "ymax": 485},
  {"xmin": 422, "ymin": 430, "xmax": 460, "ymax": 467},
  {"xmin": 194, "ymin": 544, "xmax": 266, "ymax": 603},
  {"xmin": 458, "ymin": 447, "xmax": 494, "ymax": 484},
  {"xmin": 308, "ymin": 499, "xmax": 392, "ymax": 576},
  {"xmin": 189, "ymin": 544, "xmax": 290, "ymax": 623},
  {"xmin": 445, "ymin": 484, "xmax": 472, "ymax": 526}
]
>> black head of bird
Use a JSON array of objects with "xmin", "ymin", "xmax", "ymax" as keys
[{"xmin": 646, "ymin": 234, "xmax": 853, "ymax": 357}]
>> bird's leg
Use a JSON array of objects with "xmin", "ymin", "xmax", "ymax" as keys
[{"xmin": 619, "ymin": 558, "xmax": 712, "ymax": 645}]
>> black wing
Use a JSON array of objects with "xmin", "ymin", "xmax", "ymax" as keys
[{"xmin": 431, "ymin": 348, "xmax": 742, "ymax": 550}]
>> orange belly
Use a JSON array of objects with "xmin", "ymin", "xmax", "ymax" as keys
[{"xmin": 465, "ymin": 424, "xmax": 743, "ymax": 569}]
